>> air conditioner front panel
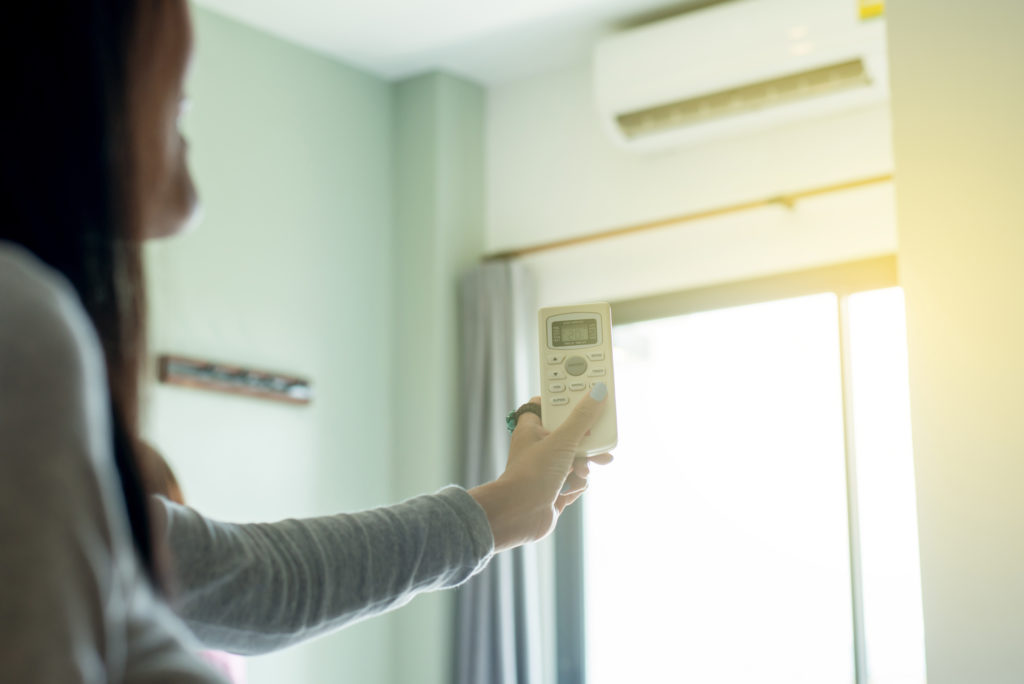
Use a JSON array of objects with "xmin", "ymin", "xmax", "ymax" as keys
[{"xmin": 593, "ymin": 0, "xmax": 890, "ymax": 149}]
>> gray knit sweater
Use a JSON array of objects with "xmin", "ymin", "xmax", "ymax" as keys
[{"xmin": 0, "ymin": 243, "xmax": 494, "ymax": 682}]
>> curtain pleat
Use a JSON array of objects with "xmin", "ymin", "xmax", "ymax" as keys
[{"xmin": 455, "ymin": 260, "xmax": 543, "ymax": 684}]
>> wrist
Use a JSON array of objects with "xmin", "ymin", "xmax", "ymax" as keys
[{"xmin": 468, "ymin": 478, "xmax": 536, "ymax": 553}]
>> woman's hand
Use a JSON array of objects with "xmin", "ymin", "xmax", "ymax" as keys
[{"xmin": 469, "ymin": 384, "xmax": 614, "ymax": 552}]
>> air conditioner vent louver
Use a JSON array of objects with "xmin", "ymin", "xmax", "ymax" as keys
[{"xmin": 615, "ymin": 58, "xmax": 873, "ymax": 141}]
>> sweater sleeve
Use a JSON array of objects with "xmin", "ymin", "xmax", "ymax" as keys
[
  {"xmin": 155, "ymin": 486, "xmax": 495, "ymax": 654},
  {"xmin": 0, "ymin": 245, "xmax": 223, "ymax": 683}
]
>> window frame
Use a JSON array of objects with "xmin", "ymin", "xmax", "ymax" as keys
[{"xmin": 553, "ymin": 255, "xmax": 899, "ymax": 684}]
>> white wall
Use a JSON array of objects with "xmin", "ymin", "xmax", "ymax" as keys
[
  {"xmin": 488, "ymin": 4, "xmax": 1024, "ymax": 682},
  {"xmin": 886, "ymin": 1, "xmax": 1024, "ymax": 681},
  {"xmin": 486, "ymin": 59, "xmax": 899, "ymax": 305},
  {"xmin": 483, "ymin": 19, "xmax": 904, "ymax": 680}
]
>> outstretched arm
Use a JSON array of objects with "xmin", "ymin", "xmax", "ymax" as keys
[
  {"xmin": 159, "ymin": 385, "xmax": 611, "ymax": 655},
  {"xmin": 155, "ymin": 487, "xmax": 494, "ymax": 655}
]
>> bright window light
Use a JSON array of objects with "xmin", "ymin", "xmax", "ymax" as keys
[
  {"xmin": 586, "ymin": 294, "xmax": 855, "ymax": 684},
  {"xmin": 847, "ymin": 288, "xmax": 927, "ymax": 684},
  {"xmin": 582, "ymin": 288, "xmax": 926, "ymax": 684}
]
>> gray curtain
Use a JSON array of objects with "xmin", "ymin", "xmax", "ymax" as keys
[{"xmin": 455, "ymin": 260, "xmax": 544, "ymax": 684}]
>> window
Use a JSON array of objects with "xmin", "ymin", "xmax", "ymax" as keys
[
  {"xmin": 846, "ymin": 289, "xmax": 927, "ymax": 684},
  {"xmin": 556, "ymin": 260, "xmax": 926, "ymax": 684}
]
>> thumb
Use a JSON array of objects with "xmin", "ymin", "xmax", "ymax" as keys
[{"xmin": 551, "ymin": 382, "xmax": 608, "ymax": 446}]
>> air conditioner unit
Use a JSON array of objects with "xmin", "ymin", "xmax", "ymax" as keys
[{"xmin": 594, "ymin": 0, "xmax": 889, "ymax": 150}]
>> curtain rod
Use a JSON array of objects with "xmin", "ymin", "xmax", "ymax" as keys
[{"xmin": 484, "ymin": 172, "xmax": 894, "ymax": 261}]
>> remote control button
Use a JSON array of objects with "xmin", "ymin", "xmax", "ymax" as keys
[
  {"xmin": 546, "ymin": 369, "xmax": 565, "ymax": 380},
  {"xmin": 586, "ymin": 351, "xmax": 605, "ymax": 361},
  {"xmin": 549, "ymin": 383, "xmax": 566, "ymax": 393},
  {"xmin": 546, "ymin": 353, "xmax": 564, "ymax": 365},
  {"xmin": 588, "ymin": 367, "xmax": 606, "ymax": 377},
  {"xmin": 568, "ymin": 381, "xmax": 586, "ymax": 392},
  {"xmin": 551, "ymin": 396, "xmax": 570, "ymax": 406},
  {"xmin": 565, "ymin": 356, "xmax": 588, "ymax": 376}
]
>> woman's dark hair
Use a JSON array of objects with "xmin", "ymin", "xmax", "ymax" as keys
[{"xmin": 1, "ymin": 3, "xmax": 159, "ymax": 584}]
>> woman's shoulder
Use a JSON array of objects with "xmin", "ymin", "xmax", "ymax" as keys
[
  {"xmin": 0, "ymin": 242, "xmax": 100, "ymax": 370},
  {"xmin": 0, "ymin": 241, "xmax": 83, "ymax": 327},
  {"xmin": 0, "ymin": 241, "xmax": 107, "ymax": 432}
]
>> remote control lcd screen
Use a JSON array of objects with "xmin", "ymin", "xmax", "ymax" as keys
[{"xmin": 551, "ymin": 318, "xmax": 598, "ymax": 347}]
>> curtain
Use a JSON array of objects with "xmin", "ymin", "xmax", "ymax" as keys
[{"xmin": 455, "ymin": 260, "xmax": 545, "ymax": 684}]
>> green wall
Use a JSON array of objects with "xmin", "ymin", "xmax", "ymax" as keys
[
  {"xmin": 145, "ymin": 8, "xmax": 397, "ymax": 684},
  {"xmin": 391, "ymin": 71, "xmax": 487, "ymax": 684},
  {"xmin": 145, "ymin": 7, "xmax": 486, "ymax": 684}
]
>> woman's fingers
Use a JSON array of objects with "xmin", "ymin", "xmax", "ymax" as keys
[
  {"xmin": 556, "ymin": 453, "xmax": 615, "ymax": 512},
  {"xmin": 572, "ymin": 458, "xmax": 589, "ymax": 479},
  {"xmin": 515, "ymin": 396, "xmax": 542, "ymax": 425},
  {"xmin": 555, "ymin": 452, "xmax": 615, "ymax": 523},
  {"xmin": 511, "ymin": 421, "xmax": 547, "ymax": 450},
  {"xmin": 510, "ymin": 396, "xmax": 546, "ymax": 448},
  {"xmin": 555, "ymin": 486, "xmax": 587, "ymax": 513},
  {"xmin": 550, "ymin": 384, "xmax": 608, "ymax": 446},
  {"xmin": 555, "ymin": 453, "xmax": 613, "ymax": 514},
  {"xmin": 572, "ymin": 452, "xmax": 614, "ymax": 478},
  {"xmin": 560, "ymin": 472, "xmax": 588, "ymax": 495}
]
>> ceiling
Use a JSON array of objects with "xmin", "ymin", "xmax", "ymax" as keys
[{"xmin": 193, "ymin": 0, "xmax": 709, "ymax": 85}]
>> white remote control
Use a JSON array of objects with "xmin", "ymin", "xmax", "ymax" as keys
[{"xmin": 538, "ymin": 302, "xmax": 618, "ymax": 455}]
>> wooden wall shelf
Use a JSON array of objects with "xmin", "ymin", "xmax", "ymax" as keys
[{"xmin": 157, "ymin": 355, "xmax": 312, "ymax": 405}]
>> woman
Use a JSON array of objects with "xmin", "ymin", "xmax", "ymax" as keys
[{"xmin": 0, "ymin": 2, "xmax": 611, "ymax": 681}]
